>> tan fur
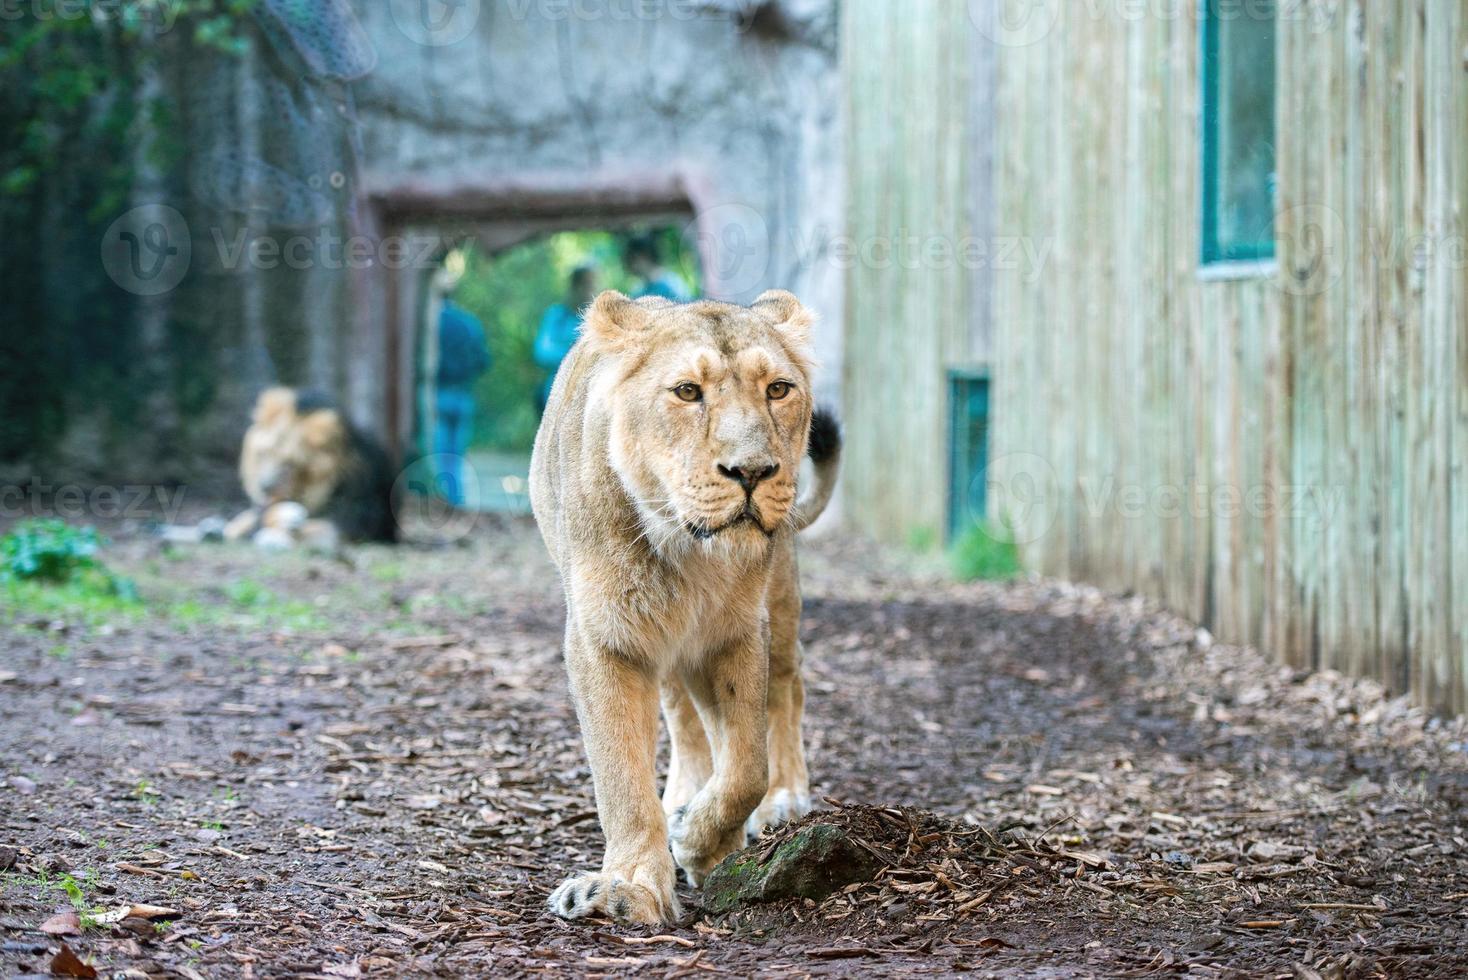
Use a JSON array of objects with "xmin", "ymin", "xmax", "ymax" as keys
[
  {"xmin": 530, "ymin": 290, "xmax": 836, "ymax": 925},
  {"xmin": 236, "ymin": 388, "xmax": 349, "ymax": 516},
  {"xmin": 226, "ymin": 388, "xmax": 350, "ymax": 544}
]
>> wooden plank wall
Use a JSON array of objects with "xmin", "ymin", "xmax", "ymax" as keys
[
  {"xmin": 842, "ymin": 0, "xmax": 993, "ymax": 543},
  {"xmin": 992, "ymin": 0, "xmax": 1468, "ymax": 713}
]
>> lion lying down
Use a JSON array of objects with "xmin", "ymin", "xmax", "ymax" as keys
[
  {"xmin": 530, "ymin": 289, "xmax": 841, "ymax": 924},
  {"xmin": 224, "ymin": 388, "xmax": 399, "ymax": 549}
]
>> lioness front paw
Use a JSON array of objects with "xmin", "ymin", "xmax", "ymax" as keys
[
  {"xmin": 745, "ymin": 786, "xmax": 812, "ymax": 837},
  {"xmin": 668, "ymin": 805, "xmax": 747, "ymax": 887},
  {"xmin": 547, "ymin": 872, "xmax": 680, "ymax": 925}
]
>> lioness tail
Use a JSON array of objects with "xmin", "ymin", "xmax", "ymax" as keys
[{"xmin": 790, "ymin": 407, "xmax": 841, "ymax": 532}]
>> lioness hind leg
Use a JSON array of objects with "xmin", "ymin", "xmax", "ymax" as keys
[
  {"xmin": 550, "ymin": 633, "xmax": 679, "ymax": 924},
  {"xmin": 661, "ymin": 677, "xmax": 713, "ymax": 816},
  {"xmin": 747, "ymin": 548, "xmax": 812, "ymax": 837}
]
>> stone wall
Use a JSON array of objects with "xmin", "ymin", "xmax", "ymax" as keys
[{"xmin": 20, "ymin": 0, "xmax": 841, "ymax": 488}]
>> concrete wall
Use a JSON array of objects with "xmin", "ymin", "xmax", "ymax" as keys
[{"xmin": 27, "ymin": 0, "xmax": 842, "ymax": 485}]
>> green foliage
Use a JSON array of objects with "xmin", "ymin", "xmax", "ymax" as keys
[
  {"xmin": 906, "ymin": 525, "xmax": 939, "ymax": 554},
  {"xmin": 948, "ymin": 523, "xmax": 1023, "ymax": 582},
  {"xmin": 0, "ymin": 519, "xmax": 136, "ymax": 599},
  {"xmin": 0, "ymin": 0, "xmax": 256, "ymax": 216},
  {"xmin": 1, "ymin": 519, "xmax": 100, "ymax": 583},
  {"xmin": 451, "ymin": 227, "xmax": 702, "ymax": 452}
]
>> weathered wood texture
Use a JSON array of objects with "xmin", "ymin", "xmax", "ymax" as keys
[
  {"xmin": 992, "ymin": 0, "xmax": 1468, "ymax": 713},
  {"xmin": 842, "ymin": 0, "xmax": 995, "ymax": 543}
]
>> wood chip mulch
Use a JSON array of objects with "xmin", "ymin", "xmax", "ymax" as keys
[{"xmin": 0, "ymin": 513, "xmax": 1465, "ymax": 976}]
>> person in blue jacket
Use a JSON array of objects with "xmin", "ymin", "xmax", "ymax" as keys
[
  {"xmin": 624, "ymin": 234, "xmax": 691, "ymax": 302},
  {"xmin": 533, "ymin": 264, "xmax": 599, "ymax": 413},
  {"xmin": 434, "ymin": 270, "xmax": 490, "ymax": 506}
]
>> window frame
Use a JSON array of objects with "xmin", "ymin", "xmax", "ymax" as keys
[
  {"xmin": 946, "ymin": 367, "xmax": 991, "ymax": 542},
  {"xmin": 1199, "ymin": 0, "xmax": 1279, "ymax": 271}
]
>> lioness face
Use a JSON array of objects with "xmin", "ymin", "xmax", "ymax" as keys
[{"xmin": 595, "ymin": 294, "xmax": 815, "ymax": 550}]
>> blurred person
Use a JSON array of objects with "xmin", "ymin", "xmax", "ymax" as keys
[
  {"xmin": 624, "ymin": 233, "xmax": 691, "ymax": 302},
  {"xmin": 432, "ymin": 253, "xmax": 490, "ymax": 506},
  {"xmin": 533, "ymin": 263, "xmax": 599, "ymax": 413}
]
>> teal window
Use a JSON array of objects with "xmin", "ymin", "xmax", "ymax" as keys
[
  {"xmin": 947, "ymin": 371, "xmax": 990, "ymax": 540},
  {"xmin": 1201, "ymin": 0, "xmax": 1277, "ymax": 264}
]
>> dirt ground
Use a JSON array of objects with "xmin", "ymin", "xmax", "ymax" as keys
[{"xmin": 2, "ymin": 511, "xmax": 1467, "ymax": 978}]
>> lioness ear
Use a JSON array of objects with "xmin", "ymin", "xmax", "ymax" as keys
[
  {"xmin": 253, "ymin": 387, "xmax": 297, "ymax": 427},
  {"xmin": 584, "ymin": 290, "xmax": 651, "ymax": 350},
  {"xmin": 752, "ymin": 289, "xmax": 814, "ymax": 347}
]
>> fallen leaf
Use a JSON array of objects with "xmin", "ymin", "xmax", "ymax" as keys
[
  {"xmin": 40, "ymin": 909, "xmax": 80, "ymax": 936},
  {"xmin": 1247, "ymin": 841, "xmax": 1305, "ymax": 861},
  {"xmin": 50, "ymin": 942, "xmax": 97, "ymax": 978}
]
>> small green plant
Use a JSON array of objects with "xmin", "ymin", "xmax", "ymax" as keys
[
  {"xmin": 949, "ymin": 523, "xmax": 1023, "ymax": 582},
  {"xmin": 906, "ymin": 525, "xmax": 940, "ymax": 554},
  {"xmin": 56, "ymin": 873, "xmax": 86, "ymax": 907},
  {"xmin": 133, "ymin": 779, "xmax": 160, "ymax": 807},
  {"xmin": 0, "ymin": 519, "xmax": 137, "ymax": 599},
  {"xmin": 224, "ymin": 579, "xmax": 268, "ymax": 607}
]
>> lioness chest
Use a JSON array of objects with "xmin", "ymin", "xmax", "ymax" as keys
[{"xmin": 574, "ymin": 545, "xmax": 776, "ymax": 669}]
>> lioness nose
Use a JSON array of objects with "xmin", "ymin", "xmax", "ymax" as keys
[{"xmin": 717, "ymin": 461, "xmax": 779, "ymax": 493}]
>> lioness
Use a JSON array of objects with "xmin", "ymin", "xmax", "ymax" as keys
[
  {"xmin": 529, "ymin": 289, "xmax": 840, "ymax": 924},
  {"xmin": 224, "ymin": 388, "xmax": 399, "ymax": 545}
]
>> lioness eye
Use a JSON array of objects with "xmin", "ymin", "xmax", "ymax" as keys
[
  {"xmin": 767, "ymin": 381, "xmax": 792, "ymax": 400},
  {"xmin": 673, "ymin": 383, "xmax": 702, "ymax": 402}
]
